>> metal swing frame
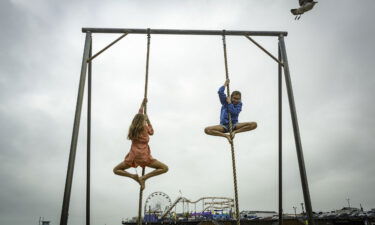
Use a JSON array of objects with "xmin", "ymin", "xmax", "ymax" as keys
[{"xmin": 60, "ymin": 27, "xmax": 315, "ymax": 225}]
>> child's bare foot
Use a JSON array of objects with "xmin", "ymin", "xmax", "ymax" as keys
[
  {"xmin": 225, "ymin": 134, "xmax": 233, "ymax": 144},
  {"xmin": 138, "ymin": 176, "xmax": 145, "ymax": 191},
  {"xmin": 131, "ymin": 174, "xmax": 139, "ymax": 183}
]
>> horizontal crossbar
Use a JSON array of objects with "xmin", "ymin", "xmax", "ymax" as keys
[{"xmin": 82, "ymin": 28, "xmax": 287, "ymax": 37}]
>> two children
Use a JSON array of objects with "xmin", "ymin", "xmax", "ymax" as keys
[{"xmin": 114, "ymin": 79, "xmax": 256, "ymax": 189}]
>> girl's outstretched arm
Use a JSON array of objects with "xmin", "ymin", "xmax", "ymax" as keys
[
  {"xmin": 138, "ymin": 97, "xmax": 148, "ymax": 114},
  {"xmin": 138, "ymin": 106, "xmax": 144, "ymax": 114},
  {"xmin": 147, "ymin": 123, "xmax": 154, "ymax": 135},
  {"xmin": 146, "ymin": 116, "xmax": 152, "ymax": 126}
]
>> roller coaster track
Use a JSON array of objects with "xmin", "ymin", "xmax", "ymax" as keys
[{"xmin": 161, "ymin": 197, "xmax": 234, "ymax": 218}]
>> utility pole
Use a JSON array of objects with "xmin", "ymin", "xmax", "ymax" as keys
[
  {"xmin": 293, "ymin": 207, "xmax": 297, "ymax": 218},
  {"xmin": 346, "ymin": 198, "xmax": 351, "ymax": 208}
]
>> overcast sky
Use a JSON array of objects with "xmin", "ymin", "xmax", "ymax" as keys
[{"xmin": 1, "ymin": 0, "xmax": 375, "ymax": 225}]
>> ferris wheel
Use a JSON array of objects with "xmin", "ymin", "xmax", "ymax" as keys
[{"xmin": 144, "ymin": 192, "xmax": 172, "ymax": 215}]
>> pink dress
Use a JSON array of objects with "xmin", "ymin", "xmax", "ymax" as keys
[{"xmin": 124, "ymin": 124, "xmax": 155, "ymax": 168}]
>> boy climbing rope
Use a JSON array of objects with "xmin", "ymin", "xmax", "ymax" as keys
[
  {"xmin": 204, "ymin": 79, "xmax": 257, "ymax": 143},
  {"xmin": 113, "ymin": 98, "xmax": 168, "ymax": 190}
]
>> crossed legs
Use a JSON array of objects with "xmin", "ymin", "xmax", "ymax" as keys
[
  {"xmin": 204, "ymin": 125, "xmax": 232, "ymax": 142},
  {"xmin": 204, "ymin": 122, "xmax": 257, "ymax": 143},
  {"xmin": 232, "ymin": 122, "xmax": 257, "ymax": 138},
  {"xmin": 113, "ymin": 160, "xmax": 168, "ymax": 190}
]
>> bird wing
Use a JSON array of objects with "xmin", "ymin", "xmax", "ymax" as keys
[
  {"xmin": 299, "ymin": 0, "xmax": 313, "ymax": 6},
  {"xmin": 291, "ymin": 8, "xmax": 299, "ymax": 15}
]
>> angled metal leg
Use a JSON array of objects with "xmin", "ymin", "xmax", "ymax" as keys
[
  {"xmin": 60, "ymin": 32, "xmax": 92, "ymax": 225},
  {"xmin": 278, "ymin": 35, "xmax": 315, "ymax": 225}
]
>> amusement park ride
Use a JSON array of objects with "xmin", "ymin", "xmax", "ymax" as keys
[{"xmin": 141, "ymin": 192, "xmax": 234, "ymax": 223}]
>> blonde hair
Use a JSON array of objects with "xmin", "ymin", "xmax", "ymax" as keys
[{"xmin": 127, "ymin": 113, "xmax": 146, "ymax": 140}]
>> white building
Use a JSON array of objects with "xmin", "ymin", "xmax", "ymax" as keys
[{"xmin": 240, "ymin": 210, "xmax": 277, "ymax": 219}]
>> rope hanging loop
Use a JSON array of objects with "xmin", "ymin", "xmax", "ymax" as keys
[
  {"xmin": 143, "ymin": 28, "xmax": 151, "ymax": 114},
  {"xmin": 138, "ymin": 28, "xmax": 152, "ymax": 225},
  {"xmin": 222, "ymin": 29, "xmax": 240, "ymax": 225}
]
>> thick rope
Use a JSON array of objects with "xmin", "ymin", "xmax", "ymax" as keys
[
  {"xmin": 138, "ymin": 28, "xmax": 151, "ymax": 225},
  {"xmin": 143, "ymin": 29, "xmax": 151, "ymax": 114},
  {"xmin": 222, "ymin": 30, "xmax": 240, "ymax": 225}
]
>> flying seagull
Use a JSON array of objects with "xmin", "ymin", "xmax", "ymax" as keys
[{"xmin": 291, "ymin": 0, "xmax": 318, "ymax": 20}]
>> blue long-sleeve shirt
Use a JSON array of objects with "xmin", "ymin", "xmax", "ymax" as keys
[{"xmin": 218, "ymin": 86, "xmax": 242, "ymax": 125}]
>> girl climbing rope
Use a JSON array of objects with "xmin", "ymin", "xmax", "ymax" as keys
[{"xmin": 113, "ymin": 97, "xmax": 168, "ymax": 190}]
